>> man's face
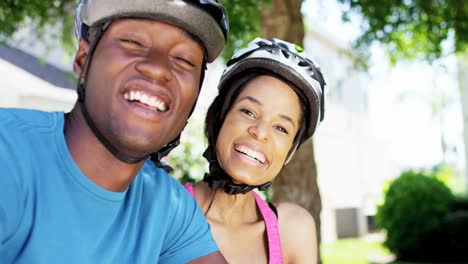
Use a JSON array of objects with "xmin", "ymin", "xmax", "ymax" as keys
[{"xmin": 75, "ymin": 19, "xmax": 204, "ymax": 158}]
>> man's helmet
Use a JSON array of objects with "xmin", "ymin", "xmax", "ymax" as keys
[{"xmin": 74, "ymin": 0, "xmax": 228, "ymax": 62}]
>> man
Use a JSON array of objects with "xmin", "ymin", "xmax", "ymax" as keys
[{"xmin": 0, "ymin": 1, "xmax": 228, "ymax": 263}]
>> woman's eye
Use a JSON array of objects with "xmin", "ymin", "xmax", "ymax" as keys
[
  {"xmin": 240, "ymin": 108, "xmax": 255, "ymax": 118},
  {"xmin": 275, "ymin": 125, "xmax": 289, "ymax": 134}
]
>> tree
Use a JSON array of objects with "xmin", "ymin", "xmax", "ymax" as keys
[
  {"xmin": 260, "ymin": 0, "xmax": 323, "ymax": 248},
  {"xmin": 0, "ymin": 0, "xmax": 75, "ymax": 51},
  {"xmin": 339, "ymin": 0, "xmax": 468, "ymax": 185}
]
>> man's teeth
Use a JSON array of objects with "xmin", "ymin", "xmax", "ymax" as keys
[
  {"xmin": 124, "ymin": 91, "xmax": 167, "ymax": 111},
  {"xmin": 236, "ymin": 146, "xmax": 266, "ymax": 164}
]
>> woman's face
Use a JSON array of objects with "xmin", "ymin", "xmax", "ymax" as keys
[{"xmin": 215, "ymin": 75, "xmax": 302, "ymax": 186}]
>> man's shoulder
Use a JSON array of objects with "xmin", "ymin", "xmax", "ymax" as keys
[
  {"xmin": 0, "ymin": 108, "xmax": 61, "ymax": 132},
  {"xmin": 140, "ymin": 161, "xmax": 186, "ymax": 190},
  {"xmin": 138, "ymin": 160, "xmax": 195, "ymax": 202}
]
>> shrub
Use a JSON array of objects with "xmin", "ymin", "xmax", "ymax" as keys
[
  {"xmin": 440, "ymin": 211, "xmax": 468, "ymax": 262},
  {"xmin": 451, "ymin": 195, "xmax": 468, "ymax": 211},
  {"xmin": 375, "ymin": 170, "xmax": 454, "ymax": 261}
]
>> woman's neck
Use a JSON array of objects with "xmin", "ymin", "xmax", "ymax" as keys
[{"xmin": 193, "ymin": 181, "xmax": 261, "ymax": 226}]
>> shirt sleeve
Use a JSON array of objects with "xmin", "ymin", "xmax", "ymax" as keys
[{"xmin": 158, "ymin": 182, "xmax": 219, "ymax": 264}]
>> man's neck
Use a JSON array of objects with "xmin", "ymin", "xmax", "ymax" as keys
[{"xmin": 64, "ymin": 106, "xmax": 144, "ymax": 192}]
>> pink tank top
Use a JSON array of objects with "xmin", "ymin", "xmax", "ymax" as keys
[{"xmin": 185, "ymin": 183, "xmax": 283, "ymax": 263}]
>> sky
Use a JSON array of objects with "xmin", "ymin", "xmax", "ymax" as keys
[{"xmin": 302, "ymin": 0, "xmax": 465, "ymax": 171}]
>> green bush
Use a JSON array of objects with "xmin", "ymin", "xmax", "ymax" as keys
[
  {"xmin": 451, "ymin": 195, "xmax": 468, "ymax": 211},
  {"xmin": 375, "ymin": 170, "xmax": 454, "ymax": 261},
  {"xmin": 440, "ymin": 211, "xmax": 468, "ymax": 262}
]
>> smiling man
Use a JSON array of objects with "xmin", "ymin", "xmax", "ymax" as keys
[{"xmin": 0, "ymin": 1, "xmax": 228, "ymax": 263}]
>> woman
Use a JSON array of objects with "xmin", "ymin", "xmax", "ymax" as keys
[{"xmin": 185, "ymin": 37, "xmax": 326, "ymax": 263}]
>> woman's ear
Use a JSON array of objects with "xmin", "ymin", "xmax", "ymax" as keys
[{"xmin": 73, "ymin": 39, "xmax": 90, "ymax": 78}]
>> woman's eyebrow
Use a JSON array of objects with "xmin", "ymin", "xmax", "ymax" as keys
[{"xmin": 238, "ymin": 96, "xmax": 296, "ymax": 128}]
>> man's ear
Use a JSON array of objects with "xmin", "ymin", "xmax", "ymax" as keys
[{"xmin": 73, "ymin": 38, "xmax": 90, "ymax": 78}]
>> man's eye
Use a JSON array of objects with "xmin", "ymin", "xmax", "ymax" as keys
[
  {"xmin": 240, "ymin": 108, "xmax": 255, "ymax": 118},
  {"xmin": 175, "ymin": 57, "xmax": 195, "ymax": 68},
  {"xmin": 120, "ymin": 38, "xmax": 143, "ymax": 47}
]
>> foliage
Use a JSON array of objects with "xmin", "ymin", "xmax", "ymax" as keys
[
  {"xmin": 375, "ymin": 170, "xmax": 454, "ymax": 261},
  {"xmin": 0, "ymin": 0, "xmax": 76, "ymax": 52},
  {"xmin": 440, "ymin": 210, "xmax": 468, "ymax": 262},
  {"xmin": 163, "ymin": 118, "xmax": 208, "ymax": 185},
  {"xmin": 430, "ymin": 164, "xmax": 466, "ymax": 195},
  {"xmin": 338, "ymin": 0, "xmax": 468, "ymax": 64},
  {"xmin": 451, "ymin": 195, "xmax": 468, "ymax": 211},
  {"xmin": 219, "ymin": 0, "xmax": 270, "ymax": 60},
  {"xmin": 0, "ymin": 0, "xmax": 270, "ymax": 60}
]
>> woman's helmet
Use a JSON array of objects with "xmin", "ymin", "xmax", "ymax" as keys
[
  {"xmin": 204, "ymin": 37, "xmax": 327, "ymax": 194},
  {"xmin": 220, "ymin": 37, "xmax": 325, "ymax": 140},
  {"xmin": 73, "ymin": 0, "xmax": 229, "ymax": 166}
]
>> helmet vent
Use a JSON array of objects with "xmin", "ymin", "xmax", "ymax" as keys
[{"xmin": 257, "ymin": 41, "xmax": 268, "ymax": 47}]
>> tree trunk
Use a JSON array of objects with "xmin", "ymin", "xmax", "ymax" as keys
[
  {"xmin": 457, "ymin": 52, "xmax": 468, "ymax": 189},
  {"xmin": 261, "ymin": 0, "xmax": 323, "ymax": 259}
]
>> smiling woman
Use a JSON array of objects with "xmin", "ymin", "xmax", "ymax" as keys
[
  {"xmin": 215, "ymin": 75, "xmax": 302, "ymax": 186},
  {"xmin": 185, "ymin": 37, "xmax": 327, "ymax": 264}
]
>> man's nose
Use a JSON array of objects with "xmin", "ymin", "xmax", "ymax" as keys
[{"xmin": 135, "ymin": 51, "xmax": 172, "ymax": 83}]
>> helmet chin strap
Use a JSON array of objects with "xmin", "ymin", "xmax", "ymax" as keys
[
  {"xmin": 202, "ymin": 159, "xmax": 272, "ymax": 195},
  {"xmin": 79, "ymin": 82, "xmax": 150, "ymax": 164},
  {"xmin": 203, "ymin": 124, "xmax": 305, "ymax": 195}
]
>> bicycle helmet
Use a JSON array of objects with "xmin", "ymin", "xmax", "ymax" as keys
[
  {"xmin": 74, "ymin": 0, "xmax": 228, "ymax": 62},
  {"xmin": 72, "ymin": 0, "xmax": 229, "ymax": 166},
  {"xmin": 203, "ymin": 37, "xmax": 326, "ymax": 194}
]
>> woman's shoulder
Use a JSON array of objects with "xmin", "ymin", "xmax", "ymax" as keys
[
  {"xmin": 276, "ymin": 202, "xmax": 315, "ymax": 225},
  {"xmin": 276, "ymin": 202, "xmax": 318, "ymax": 263}
]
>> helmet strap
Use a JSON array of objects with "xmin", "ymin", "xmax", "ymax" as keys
[
  {"xmin": 77, "ymin": 21, "xmax": 150, "ymax": 164},
  {"xmin": 202, "ymin": 159, "xmax": 273, "ymax": 195}
]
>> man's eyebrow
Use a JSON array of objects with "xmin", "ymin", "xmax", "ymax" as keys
[
  {"xmin": 181, "ymin": 31, "xmax": 205, "ymax": 52},
  {"xmin": 238, "ymin": 96, "xmax": 297, "ymax": 128}
]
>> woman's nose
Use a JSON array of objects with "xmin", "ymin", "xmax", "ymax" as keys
[{"xmin": 248, "ymin": 122, "xmax": 270, "ymax": 141}]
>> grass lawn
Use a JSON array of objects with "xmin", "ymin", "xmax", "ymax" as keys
[{"xmin": 321, "ymin": 236, "xmax": 393, "ymax": 264}]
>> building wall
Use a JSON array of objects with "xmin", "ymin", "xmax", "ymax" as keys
[
  {"xmin": 0, "ymin": 58, "xmax": 76, "ymax": 112},
  {"xmin": 304, "ymin": 29, "xmax": 395, "ymax": 242}
]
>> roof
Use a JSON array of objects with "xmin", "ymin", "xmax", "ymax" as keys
[{"xmin": 0, "ymin": 45, "xmax": 75, "ymax": 90}]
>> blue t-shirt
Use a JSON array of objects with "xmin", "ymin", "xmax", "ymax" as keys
[{"xmin": 0, "ymin": 108, "xmax": 218, "ymax": 263}]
